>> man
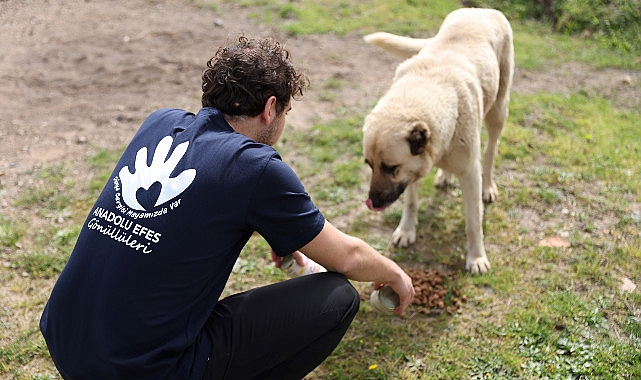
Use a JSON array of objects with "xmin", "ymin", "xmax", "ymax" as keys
[{"xmin": 40, "ymin": 35, "xmax": 414, "ymax": 379}]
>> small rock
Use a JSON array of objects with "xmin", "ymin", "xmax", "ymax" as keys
[
  {"xmin": 620, "ymin": 277, "xmax": 636, "ymax": 293},
  {"xmin": 538, "ymin": 237, "xmax": 570, "ymax": 248},
  {"xmin": 620, "ymin": 75, "xmax": 633, "ymax": 86}
]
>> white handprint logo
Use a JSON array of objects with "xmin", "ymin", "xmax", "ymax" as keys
[{"xmin": 119, "ymin": 136, "xmax": 196, "ymax": 211}]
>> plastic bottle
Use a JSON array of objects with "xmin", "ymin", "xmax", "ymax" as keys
[{"xmin": 280, "ymin": 253, "xmax": 326, "ymax": 277}]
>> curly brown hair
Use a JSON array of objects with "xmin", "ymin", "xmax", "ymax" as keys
[{"xmin": 201, "ymin": 36, "xmax": 309, "ymax": 117}]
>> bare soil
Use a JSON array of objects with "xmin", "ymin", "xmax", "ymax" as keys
[{"xmin": 1, "ymin": 0, "xmax": 639, "ymax": 202}]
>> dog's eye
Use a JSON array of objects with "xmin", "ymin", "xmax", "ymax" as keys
[{"xmin": 381, "ymin": 163, "xmax": 398, "ymax": 175}]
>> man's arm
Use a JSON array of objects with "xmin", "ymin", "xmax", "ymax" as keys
[{"xmin": 299, "ymin": 221, "xmax": 415, "ymax": 316}]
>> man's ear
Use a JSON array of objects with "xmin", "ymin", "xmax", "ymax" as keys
[
  {"xmin": 407, "ymin": 122, "xmax": 430, "ymax": 156},
  {"xmin": 261, "ymin": 96, "xmax": 278, "ymax": 125}
]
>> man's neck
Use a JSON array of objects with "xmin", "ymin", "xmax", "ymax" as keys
[{"xmin": 224, "ymin": 114, "xmax": 260, "ymax": 141}]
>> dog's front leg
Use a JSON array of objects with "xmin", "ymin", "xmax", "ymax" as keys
[
  {"xmin": 459, "ymin": 170, "xmax": 491, "ymax": 274},
  {"xmin": 392, "ymin": 181, "xmax": 419, "ymax": 247}
]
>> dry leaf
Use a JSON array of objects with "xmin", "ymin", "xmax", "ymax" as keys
[{"xmin": 538, "ymin": 237, "xmax": 570, "ymax": 248}]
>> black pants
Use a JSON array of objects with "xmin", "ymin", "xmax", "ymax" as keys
[{"xmin": 202, "ymin": 271, "xmax": 360, "ymax": 380}]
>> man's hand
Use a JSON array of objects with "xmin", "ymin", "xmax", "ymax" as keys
[
  {"xmin": 270, "ymin": 249, "xmax": 307, "ymax": 268},
  {"xmin": 371, "ymin": 271, "xmax": 415, "ymax": 317}
]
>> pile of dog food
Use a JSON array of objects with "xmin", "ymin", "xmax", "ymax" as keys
[{"xmin": 405, "ymin": 267, "xmax": 466, "ymax": 315}]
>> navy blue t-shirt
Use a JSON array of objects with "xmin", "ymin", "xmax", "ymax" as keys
[{"xmin": 40, "ymin": 108, "xmax": 325, "ymax": 379}]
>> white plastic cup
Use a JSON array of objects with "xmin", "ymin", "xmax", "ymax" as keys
[{"xmin": 370, "ymin": 285, "xmax": 400, "ymax": 314}]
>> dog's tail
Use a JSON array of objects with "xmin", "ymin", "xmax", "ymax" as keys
[{"xmin": 363, "ymin": 32, "xmax": 430, "ymax": 59}]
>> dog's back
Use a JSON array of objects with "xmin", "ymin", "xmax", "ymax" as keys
[
  {"xmin": 364, "ymin": 8, "xmax": 512, "ymax": 66},
  {"xmin": 365, "ymin": 8, "xmax": 513, "ymax": 118}
]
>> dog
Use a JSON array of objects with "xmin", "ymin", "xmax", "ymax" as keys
[{"xmin": 362, "ymin": 8, "xmax": 514, "ymax": 274}]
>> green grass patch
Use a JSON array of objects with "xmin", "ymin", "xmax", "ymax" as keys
[
  {"xmin": 478, "ymin": 0, "xmax": 641, "ymax": 57},
  {"xmin": 14, "ymin": 164, "xmax": 74, "ymax": 214},
  {"xmin": 0, "ymin": 328, "xmax": 49, "ymax": 375},
  {"xmin": 0, "ymin": 216, "xmax": 23, "ymax": 249},
  {"xmin": 278, "ymin": 78, "xmax": 640, "ymax": 378},
  {"xmin": 503, "ymin": 92, "xmax": 641, "ymax": 199},
  {"xmin": 279, "ymin": 113, "xmax": 366, "ymax": 213},
  {"xmin": 502, "ymin": 293, "xmax": 641, "ymax": 379},
  {"xmin": 12, "ymin": 225, "xmax": 80, "ymax": 279},
  {"xmin": 227, "ymin": 0, "xmax": 454, "ymax": 36},
  {"xmin": 213, "ymin": 0, "xmax": 641, "ymax": 70},
  {"xmin": 3, "ymin": 149, "xmax": 127, "ymax": 287},
  {"xmin": 87, "ymin": 147, "xmax": 126, "ymax": 194},
  {"xmin": 296, "ymin": 155, "xmax": 637, "ymax": 378}
]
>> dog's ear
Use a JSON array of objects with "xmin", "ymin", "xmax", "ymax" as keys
[{"xmin": 407, "ymin": 122, "xmax": 430, "ymax": 156}]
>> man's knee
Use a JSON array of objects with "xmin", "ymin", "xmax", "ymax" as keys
[{"xmin": 321, "ymin": 272, "xmax": 360, "ymax": 321}]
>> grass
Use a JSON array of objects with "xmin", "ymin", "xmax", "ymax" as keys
[
  {"xmin": 227, "ymin": 0, "xmax": 455, "ymax": 37},
  {"xmin": 284, "ymin": 88, "xmax": 641, "ymax": 378},
  {"xmin": 1, "ymin": 0, "xmax": 640, "ymax": 379},
  {"xmin": 224, "ymin": 0, "xmax": 641, "ymax": 70}
]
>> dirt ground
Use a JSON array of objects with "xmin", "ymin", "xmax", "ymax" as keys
[{"xmin": 1, "ymin": 0, "xmax": 640, "ymax": 205}]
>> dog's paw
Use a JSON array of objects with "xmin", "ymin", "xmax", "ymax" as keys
[
  {"xmin": 466, "ymin": 256, "xmax": 491, "ymax": 274},
  {"xmin": 392, "ymin": 227, "xmax": 416, "ymax": 247},
  {"xmin": 482, "ymin": 182, "xmax": 498, "ymax": 203}
]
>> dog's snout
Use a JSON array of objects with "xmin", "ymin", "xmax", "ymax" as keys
[
  {"xmin": 368, "ymin": 182, "xmax": 407, "ymax": 210},
  {"xmin": 367, "ymin": 194, "xmax": 386, "ymax": 209}
]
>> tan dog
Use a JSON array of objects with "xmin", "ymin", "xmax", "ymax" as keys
[{"xmin": 363, "ymin": 8, "xmax": 514, "ymax": 274}]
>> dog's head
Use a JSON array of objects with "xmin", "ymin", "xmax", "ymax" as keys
[{"xmin": 363, "ymin": 113, "xmax": 434, "ymax": 211}]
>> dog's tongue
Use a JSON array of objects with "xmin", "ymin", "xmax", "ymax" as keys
[{"xmin": 365, "ymin": 198, "xmax": 387, "ymax": 212}]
